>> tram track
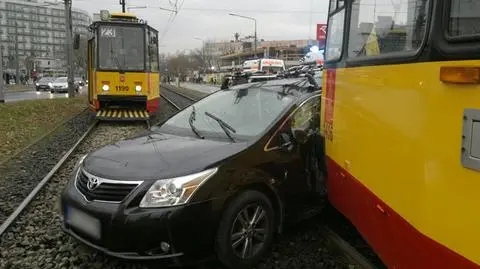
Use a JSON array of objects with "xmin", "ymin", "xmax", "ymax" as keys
[
  {"xmin": 161, "ymin": 84, "xmax": 200, "ymax": 109},
  {"xmin": 0, "ymin": 97, "xmax": 189, "ymax": 247}
]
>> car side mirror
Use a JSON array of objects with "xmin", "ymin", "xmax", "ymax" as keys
[
  {"xmin": 279, "ymin": 132, "xmax": 294, "ymax": 153},
  {"xmin": 293, "ymin": 128, "xmax": 309, "ymax": 145}
]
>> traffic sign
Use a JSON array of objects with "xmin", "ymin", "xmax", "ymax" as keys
[{"xmin": 317, "ymin": 24, "xmax": 327, "ymax": 41}]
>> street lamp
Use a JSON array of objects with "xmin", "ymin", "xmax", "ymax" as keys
[{"xmin": 229, "ymin": 13, "xmax": 257, "ymax": 58}]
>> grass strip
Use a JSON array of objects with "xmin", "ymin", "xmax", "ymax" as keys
[{"xmin": 0, "ymin": 96, "xmax": 88, "ymax": 163}]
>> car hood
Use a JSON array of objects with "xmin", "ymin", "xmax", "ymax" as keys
[{"xmin": 82, "ymin": 131, "xmax": 248, "ymax": 181}]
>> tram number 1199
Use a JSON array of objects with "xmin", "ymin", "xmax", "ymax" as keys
[{"xmin": 116, "ymin": 86, "xmax": 129, "ymax": 92}]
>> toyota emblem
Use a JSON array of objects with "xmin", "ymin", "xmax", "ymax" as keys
[{"xmin": 87, "ymin": 177, "xmax": 100, "ymax": 191}]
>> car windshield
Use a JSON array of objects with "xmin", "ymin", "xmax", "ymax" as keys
[
  {"xmin": 54, "ymin": 77, "xmax": 67, "ymax": 83},
  {"xmin": 155, "ymin": 82, "xmax": 303, "ymax": 140},
  {"xmin": 98, "ymin": 25, "xmax": 145, "ymax": 71},
  {"xmin": 39, "ymin": 77, "xmax": 53, "ymax": 82}
]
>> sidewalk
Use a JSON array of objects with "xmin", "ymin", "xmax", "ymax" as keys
[
  {"xmin": 3, "ymin": 84, "xmax": 34, "ymax": 93},
  {"xmin": 180, "ymin": 82, "xmax": 219, "ymax": 94}
]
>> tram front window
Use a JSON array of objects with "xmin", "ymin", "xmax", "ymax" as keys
[
  {"xmin": 98, "ymin": 25, "xmax": 145, "ymax": 71},
  {"xmin": 449, "ymin": 0, "xmax": 480, "ymax": 37}
]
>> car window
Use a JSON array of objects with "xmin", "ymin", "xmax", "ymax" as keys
[
  {"xmin": 266, "ymin": 95, "xmax": 321, "ymax": 150},
  {"xmin": 292, "ymin": 97, "xmax": 320, "ymax": 132},
  {"xmin": 156, "ymin": 84, "xmax": 302, "ymax": 140},
  {"xmin": 39, "ymin": 77, "xmax": 52, "ymax": 82}
]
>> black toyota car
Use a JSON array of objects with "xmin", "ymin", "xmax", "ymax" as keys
[{"xmin": 61, "ymin": 76, "xmax": 326, "ymax": 268}]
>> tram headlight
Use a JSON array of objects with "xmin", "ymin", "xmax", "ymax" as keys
[
  {"xmin": 102, "ymin": 84, "xmax": 110, "ymax": 91},
  {"xmin": 139, "ymin": 167, "xmax": 218, "ymax": 208},
  {"xmin": 135, "ymin": 85, "xmax": 142, "ymax": 92}
]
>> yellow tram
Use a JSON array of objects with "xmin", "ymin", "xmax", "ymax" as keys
[
  {"xmin": 322, "ymin": 0, "xmax": 480, "ymax": 268},
  {"xmin": 86, "ymin": 11, "xmax": 160, "ymax": 121}
]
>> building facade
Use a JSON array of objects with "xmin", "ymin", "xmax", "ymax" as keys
[
  {"xmin": 216, "ymin": 39, "xmax": 312, "ymax": 70},
  {"xmin": 0, "ymin": 0, "xmax": 91, "ymax": 75}
]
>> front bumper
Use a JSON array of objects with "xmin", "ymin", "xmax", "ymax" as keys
[
  {"xmin": 36, "ymin": 85, "xmax": 50, "ymax": 91},
  {"xmin": 61, "ymin": 224, "xmax": 184, "ymax": 261},
  {"xmin": 60, "ymin": 179, "xmax": 221, "ymax": 265}
]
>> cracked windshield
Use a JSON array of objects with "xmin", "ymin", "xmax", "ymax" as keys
[{"xmin": 0, "ymin": 0, "xmax": 479, "ymax": 269}]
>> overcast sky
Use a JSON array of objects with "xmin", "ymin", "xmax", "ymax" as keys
[{"xmin": 73, "ymin": 0, "xmax": 329, "ymax": 54}]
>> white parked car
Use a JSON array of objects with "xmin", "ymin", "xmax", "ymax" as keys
[{"xmin": 50, "ymin": 77, "xmax": 79, "ymax": 93}]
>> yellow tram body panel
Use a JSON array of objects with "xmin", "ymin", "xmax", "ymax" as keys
[
  {"xmin": 94, "ymin": 71, "xmax": 159, "ymax": 99},
  {"xmin": 90, "ymin": 71, "xmax": 160, "ymax": 120},
  {"xmin": 322, "ymin": 60, "xmax": 480, "ymax": 268}
]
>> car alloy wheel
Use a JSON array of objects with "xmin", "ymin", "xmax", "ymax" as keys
[
  {"xmin": 216, "ymin": 190, "xmax": 275, "ymax": 269},
  {"xmin": 230, "ymin": 204, "xmax": 268, "ymax": 259}
]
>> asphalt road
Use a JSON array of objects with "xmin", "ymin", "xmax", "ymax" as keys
[{"xmin": 3, "ymin": 87, "xmax": 87, "ymax": 103}]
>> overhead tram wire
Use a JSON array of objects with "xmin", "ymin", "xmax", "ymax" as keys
[
  {"xmin": 158, "ymin": 0, "xmax": 186, "ymax": 43},
  {"xmin": 179, "ymin": 7, "xmax": 327, "ymax": 14},
  {"xmin": 130, "ymin": 5, "xmax": 327, "ymax": 14}
]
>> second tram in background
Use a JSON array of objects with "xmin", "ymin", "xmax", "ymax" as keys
[{"xmin": 85, "ymin": 10, "xmax": 160, "ymax": 121}]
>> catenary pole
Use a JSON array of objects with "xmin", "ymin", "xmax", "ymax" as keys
[{"xmin": 64, "ymin": 0, "xmax": 75, "ymax": 97}]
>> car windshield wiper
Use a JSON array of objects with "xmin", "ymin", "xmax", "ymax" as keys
[
  {"xmin": 189, "ymin": 106, "xmax": 204, "ymax": 139},
  {"xmin": 204, "ymin": 111, "xmax": 236, "ymax": 142}
]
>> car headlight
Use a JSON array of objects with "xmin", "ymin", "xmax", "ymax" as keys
[
  {"xmin": 135, "ymin": 85, "xmax": 142, "ymax": 92},
  {"xmin": 35, "ymin": 83, "xmax": 39, "ymax": 86},
  {"xmin": 139, "ymin": 167, "xmax": 218, "ymax": 208},
  {"xmin": 102, "ymin": 84, "xmax": 110, "ymax": 91},
  {"xmin": 48, "ymin": 82, "xmax": 53, "ymax": 88}
]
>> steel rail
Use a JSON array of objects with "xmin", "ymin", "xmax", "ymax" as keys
[
  {"xmin": 161, "ymin": 93, "xmax": 182, "ymax": 110},
  {"xmin": 0, "ymin": 120, "xmax": 99, "ymax": 237},
  {"xmin": 321, "ymin": 227, "xmax": 379, "ymax": 269},
  {"xmin": 162, "ymin": 85, "xmax": 199, "ymax": 102}
]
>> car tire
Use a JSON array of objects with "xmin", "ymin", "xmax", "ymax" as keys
[{"xmin": 215, "ymin": 190, "xmax": 275, "ymax": 269}]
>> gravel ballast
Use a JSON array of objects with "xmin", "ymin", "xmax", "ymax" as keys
[{"xmin": 0, "ymin": 110, "xmax": 92, "ymax": 224}]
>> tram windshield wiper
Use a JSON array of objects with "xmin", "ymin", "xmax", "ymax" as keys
[
  {"xmin": 204, "ymin": 111, "xmax": 236, "ymax": 142},
  {"xmin": 189, "ymin": 106, "xmax": 204, "ymax": 139},
  {"xmin": 110, "ymin": 44, "xmax": 124, "ymax": 71}
]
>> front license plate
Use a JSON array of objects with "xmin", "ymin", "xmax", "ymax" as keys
[{"xmin": 65, "ymin": 206, "xmax": 101, "ymax": 240}]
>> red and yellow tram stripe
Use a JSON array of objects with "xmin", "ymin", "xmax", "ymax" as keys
[{"xmin": 322, "ymin": 60, "xmax": 480, "ymax": 268}]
